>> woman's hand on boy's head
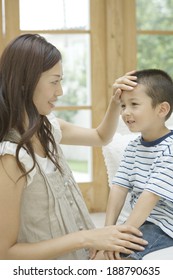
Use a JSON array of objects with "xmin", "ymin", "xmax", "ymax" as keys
[
  {"xmin": 113, "ymin": 70, "xmax": 138, "ymax": 92},
  {"xmin": 112, "ymin": 88, "xmax": 122, "ymax": 105}
]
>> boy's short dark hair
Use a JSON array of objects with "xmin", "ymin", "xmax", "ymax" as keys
[{"xmin": 131, "ymin": 69, "xmax": 173, "ymax": 120}]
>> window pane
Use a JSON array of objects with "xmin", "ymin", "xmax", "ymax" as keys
[
  {"xmin": 43, "ymin": 33, "xmax": 91, "ymax": 106},
  {"xmin": 19, "ymin": 0, "xmax": 89, "ymax": 30},
  {"xmin": 54, "ymin": 110, "xmax": 92, "ymax": 182},
  {"xmin": 136, "ymin": 0, "xmax": 173, "ymax": 30},
  {"xmin": 137, "ymin": 35, "xmax": 173, "ymax": 76}
]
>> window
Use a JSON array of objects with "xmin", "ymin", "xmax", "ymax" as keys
[
  {"xmin": 19, "ymin": 0, "xmax": 92, "ymax": 182},
  {"xmin": 137, "ymin": 0, "xmax": 173, "ymax": 75},
  {"xmin": 136, "ymin": 0, "xmax": 173, "ymax": 128},
  {"xmin": 20, "ymin": 0, "xmax": 89, "ymax": 30}
]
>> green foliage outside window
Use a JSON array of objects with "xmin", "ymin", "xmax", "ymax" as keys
[{"xmin": 136, "ymin": 0, "xmax": 173, "ymax": 77}]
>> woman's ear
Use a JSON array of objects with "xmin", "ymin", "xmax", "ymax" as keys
[{"xmin": 158, "ymin": 102, "xmax": 170, "ymax": 118}]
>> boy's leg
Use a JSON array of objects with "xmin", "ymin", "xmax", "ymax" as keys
[{"xmin": 120, "ymin": 221, "xmax": 173, "ymax": 260}]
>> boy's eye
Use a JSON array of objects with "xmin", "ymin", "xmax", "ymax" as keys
[
  {"xmin": 121, "ymin": 104, "xmax": 126, "ymax": 109},
  {"xmin": 131, "ymin": 102, "xmax": 138, "ymax": 106}
]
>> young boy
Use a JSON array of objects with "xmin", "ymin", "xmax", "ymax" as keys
[{"xmin": 105, "ymin": 69, "xmax": 173, "ymax": 260}]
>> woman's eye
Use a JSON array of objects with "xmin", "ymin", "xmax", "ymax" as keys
[
  {"xmin": 121, "ymin": 104, "xmax": 126, "ymax": 109},
  {"xmin": 51, "ymin": 80, "xmax": 59, "ymax": 85},
  {"xmin": 132, "ymin": 103, "xmax": 138, "ymax": 106}
]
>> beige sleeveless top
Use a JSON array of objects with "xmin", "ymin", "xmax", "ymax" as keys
[{"xmin": 1, "ymin": 114, "xmax": 95, "ymax": 260}]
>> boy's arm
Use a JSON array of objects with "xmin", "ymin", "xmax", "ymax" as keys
[
  {"xmin": 124, "ymin": 190, "xmax": 160, "ymax": 228},
  {"xmin": 105, "ymin": 185, "xmax": 129, "ymax": 226}
]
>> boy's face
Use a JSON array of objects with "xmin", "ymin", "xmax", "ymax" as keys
[{"xmin": 120, "ymin": 84, "xmax": 160, "ymax": 139}]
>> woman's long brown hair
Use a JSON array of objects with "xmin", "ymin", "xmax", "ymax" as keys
[{"xmin": 0, "ymin": 34, "xmax": 62, "ymax": 177}]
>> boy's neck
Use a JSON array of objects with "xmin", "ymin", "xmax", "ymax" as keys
[{"xmin": 141, "ymin": 126, "xmax": 171, "ymax": 142}]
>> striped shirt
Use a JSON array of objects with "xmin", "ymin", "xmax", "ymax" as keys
[{"xmin": 112, "ymin": 131, "xmax": 173, "ymax": 238}]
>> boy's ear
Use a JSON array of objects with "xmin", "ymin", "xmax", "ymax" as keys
[{"xmin": 158, "ymin": 102, "xmax": 170, "ymax": 118}]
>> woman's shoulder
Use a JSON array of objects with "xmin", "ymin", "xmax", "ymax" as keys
[
  {"xmin": 0, "ymin": 153, "xmax": 25, "ymax": 184},
  {"xmin": 0, "ymin": 141, "xmax": 18, "ymax": 156},
  {"xmin": 0, "ymin": 140, "xmax": 36, "ymax": 186}
]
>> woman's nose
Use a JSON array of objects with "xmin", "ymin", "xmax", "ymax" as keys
[{"xmin": 55, "ymin": 83, "xmax": 63, "ymax": 97}]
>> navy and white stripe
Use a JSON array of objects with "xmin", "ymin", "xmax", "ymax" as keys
[{"xmin": 112, "ymin": 131, "xmax": 173, "ymax": 238}]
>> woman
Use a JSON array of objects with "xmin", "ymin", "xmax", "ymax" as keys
[{"xmin": 0, "ymin": 34, "xmax": 147, "ymax": 260}]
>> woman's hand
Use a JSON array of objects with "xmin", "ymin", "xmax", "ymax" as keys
[
  {"xmin": 112, "ymin": 70, "xmax": 137, "ymax": 93},
  {"xmin": 103, "ymin": 250, "xmax": 122, "ymax": 260},
  {"xmin": 111, "ymin": 88, "xmax": 122, "ymax": 105},
  {"xmin": 85, "ymin": 224, "xmax": 148, "ymax": 257}
]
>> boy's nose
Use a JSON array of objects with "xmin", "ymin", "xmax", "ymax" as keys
[{"xmin": 123, "ymin": 107, "xmax": 131, "ymax": 116}]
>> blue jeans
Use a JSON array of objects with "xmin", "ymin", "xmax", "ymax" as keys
[{"xmin": 121, "ymin": 221, "xmax": 173, "ymax": 260}]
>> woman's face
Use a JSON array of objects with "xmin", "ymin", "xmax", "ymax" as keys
[{"xmin": 33, "ymin": 61, "xmax": 63, "ymax": 115}]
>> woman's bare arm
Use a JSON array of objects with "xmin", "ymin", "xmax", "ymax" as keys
[{"xmin": 58, "ymin": 89, "xmax": 121, "ymax": 146}]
